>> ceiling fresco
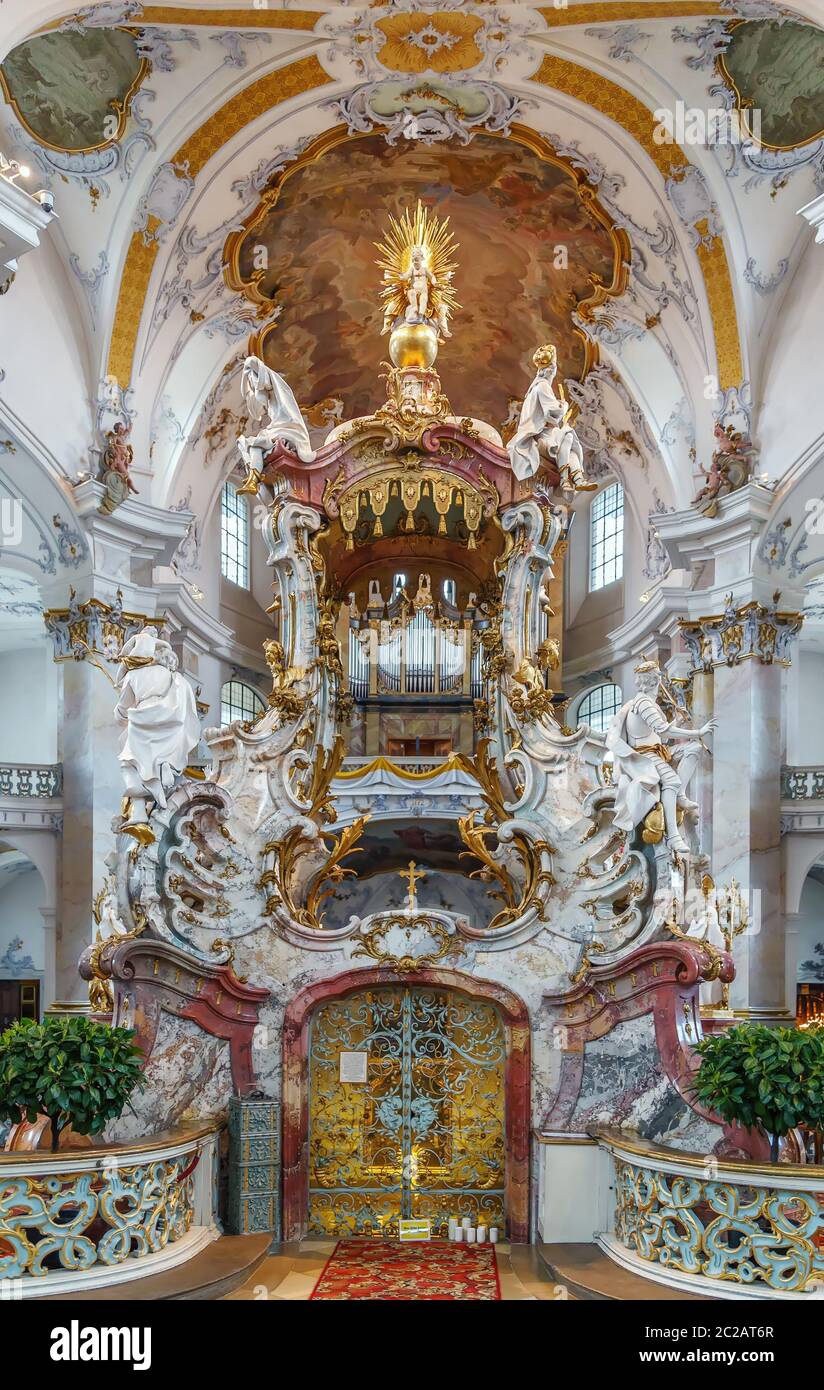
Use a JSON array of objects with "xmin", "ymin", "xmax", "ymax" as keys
[
  {"xmin": 721, "ymin": 19, "xmax": 824, "ymax": 151},
  {"xmin": 225, "ymin": 129, "xmax": 625, "ymax": 430},
  {"xmin": 0, "ymin": 27, "xmax": 146, "ymax": 153}
]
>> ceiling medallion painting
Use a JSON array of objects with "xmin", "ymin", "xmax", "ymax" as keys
[
  {"xmin": 374, "ymin": 10, "xmax": 486, "ymax": 74},
  {"xmin": 0, "ymin": 28, "xmax": 148, "ymax": 154},
  {"xmin": 719, "ymin": 19, "xmax": 824, "ymax": 151},
  {"xmin": 224, "ymin": 126, "xmax": 629, "ymax": 432}
]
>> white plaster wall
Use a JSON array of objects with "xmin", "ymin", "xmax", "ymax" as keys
[
  {"xmin": 757, "ymin": 242, "xmax": 824, "ymax": 481},
  {"xmin": 794, "ymin": 876, "xmax": 824, "ymax": 985},
  {"xmin": 786, "ymin": 649, "xmax": 824, "ymax": 766},
  {"xmin": 0, "ymin": 645, "xmax": 59, "ymax": 763},
  {"xmin": 0, "ymin": 864, "xmax": 45, "ymax": 972}
]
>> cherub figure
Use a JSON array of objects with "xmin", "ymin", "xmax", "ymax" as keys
[
  {"xmin": 398, "ymin": 245, "xmax": 451, "ymax": 339},
  {"xmin": 693, "ymin": 422, "xmax": 757, "ymax": 516},
  {"xmin": 102, "ymin": 422, "xmax": 138, "ymax": 494}
]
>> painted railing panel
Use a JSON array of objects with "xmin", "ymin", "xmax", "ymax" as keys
[
  {"xmin": 0, "ymin": 763, "xmax": 62, "ymax": 798},
  {"xmin": 0, "ymin": 1124, "xmax": 219, "ymax": 1295},
  {"xmin": 595, "ymin": 1129, "xmax": 824, "ymax": 1298}
]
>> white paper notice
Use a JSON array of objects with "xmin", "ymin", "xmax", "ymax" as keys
[{"xmin": 339, "ymin": 1050, "xmax": 368, "ymax": 1083}]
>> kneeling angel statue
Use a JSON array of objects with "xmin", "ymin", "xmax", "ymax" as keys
[{"xmin": 237, "ymin": 355, "xmax": 316, "ymax": 485}]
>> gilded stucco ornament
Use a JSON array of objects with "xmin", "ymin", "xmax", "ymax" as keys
[{"xmin": 680, "ymin": 592, "xmax": 803, "ymax": 670}]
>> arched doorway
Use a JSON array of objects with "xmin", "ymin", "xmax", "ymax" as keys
[{"xmin": 283, "ymin": 967, "xmax": 530, "ymax": 1242}]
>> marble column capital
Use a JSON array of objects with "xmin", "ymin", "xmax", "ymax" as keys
[{"xmin": 678, "ymin": 592, "xmax": 803, "ymax": 672}]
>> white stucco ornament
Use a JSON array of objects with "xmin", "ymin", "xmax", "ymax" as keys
[
  {"xmin": 507, "ymin": 344, "xmax": 596, "ymax": 493},
  {"xmin": 114, "ymin": 627, "xmax": 201, "ymax": 845},
  {"xmin": 237, "ymin": 354, "xmax": 316, "ymax": 474}
]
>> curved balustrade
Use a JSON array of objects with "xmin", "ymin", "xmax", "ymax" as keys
[
  {"xmin": 0, "ymin": 1123, "xmax": 220, "ymax": 1297},
  {"xmin": 596, "ymin": 1128, "xmax": 824, "ymax": 1299}
]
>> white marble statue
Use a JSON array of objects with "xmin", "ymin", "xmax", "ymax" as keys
[
  {"xmin": 507, "ymin": 344, "xmax": 596, "ymax": 492},
  {"xmin": 114, "ymin": 627, "xmax": 201, "ymax": 839},
  {"xmin": 237, "ymin": 355, "xmax": 316, "ymax": 473},
  {"xmin": 605, "ymin": 660, "xmax": 715, "ymax": 854}
]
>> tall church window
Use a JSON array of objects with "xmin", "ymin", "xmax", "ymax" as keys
[
  {"xmin": 221, "ymin": 680, "xmax": 264, "ymax": 726},
  {"xmin": 590, "ymin": 482, "xmax": 624, "ymax": 591},
  {"xmin": 221, "ymin": 481, "xmax": 249, "ymax": 588}
]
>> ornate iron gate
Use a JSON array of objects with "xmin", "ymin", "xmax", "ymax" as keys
[{"xmin": 308, "ymin": 986, "xmax": 506, "ymax": 1236}]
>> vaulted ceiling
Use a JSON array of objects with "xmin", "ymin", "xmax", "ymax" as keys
[{"xmin": 1, "ymin": 2, "xmax": 823, "ymax": 530}]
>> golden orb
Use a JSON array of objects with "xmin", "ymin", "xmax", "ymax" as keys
[{"xmin": 389, "ymin": 321, "xmax": 439, "ymax": 370}]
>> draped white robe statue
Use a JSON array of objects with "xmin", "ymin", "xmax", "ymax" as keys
[
  {"xmin": 237, "ymin": 355, "xmax": 316, "ymax": 472},
  {"xmin": 115, "ymin": 628, "xmax": 201, "ymax": 835},
  {"xmin": 507, "ymin": 360, "xmax": 594, "ymax": 492}
]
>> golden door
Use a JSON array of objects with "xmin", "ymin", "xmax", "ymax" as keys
[{"xmin": 307, "ymin": 986, "xmax": 506, "ymax": 1237}]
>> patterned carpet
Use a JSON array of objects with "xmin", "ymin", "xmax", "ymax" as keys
[{"xmin": 309, "ymin": 1238, "xmax": 501, "ymax": 1301}]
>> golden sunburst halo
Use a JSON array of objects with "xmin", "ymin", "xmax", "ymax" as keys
[{"xmin": 375, "ymin": 199, "xmax": 461, "ymax": 336}]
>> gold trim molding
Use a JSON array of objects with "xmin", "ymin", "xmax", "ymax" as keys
[
  {"xmin": 538, "ymin": 2, "xmax": 723, "ymax": 23},
  {"xmin": 106, "ymin": 55, "xmax": 333, "ymax": 388},
  {"xmin": 532, "ymin": 53, "xmax": 743, "ymax": 388}
]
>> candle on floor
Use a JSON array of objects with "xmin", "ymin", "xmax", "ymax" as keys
[
  {"xmin": 477, "ymin": 1225, "xmax": 488, "ymax": 1243},
  {"xmin": 454, "ymin": 1226, "xmax": 464, "ymax": 1242},
  {"xmin": 448, "ymin": 1217, "xmax": 458, "ymax": 1239},
  {"xmin": 489, "ymin": 1227, "xmax": 499, "ymax": 1244},
  {"xmin": 465, "ymin": 1227, "xmax": 476, "ymax": 1244},
  {"xmin": 461, "ymin": 1216, "xmax": 472, "ymax": 1229}
]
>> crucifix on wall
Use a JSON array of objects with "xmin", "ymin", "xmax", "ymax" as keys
[{"xmin": 399, "ymin": 860, "xmax": 426, "ymax": 913}]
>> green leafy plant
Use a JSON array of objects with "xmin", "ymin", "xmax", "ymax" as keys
[
  {"xmin": 692, "ymin": 1024, "xmax": 824, "ymax": 1162},
  {"xmin": 0, "ymin": 1016, "xmax": 145, "ymax": 1152}
]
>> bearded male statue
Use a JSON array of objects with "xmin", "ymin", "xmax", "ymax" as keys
[{"xmin": 605, "ymin": 660, "xmax": 715, "ymax": 854}]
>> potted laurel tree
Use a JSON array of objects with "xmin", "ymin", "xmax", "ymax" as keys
[
  {"xmin": 692, "ymin": 1024, "xmax": 824, "ymax": 1163},
  {"xmin": 0, "ymin": 1015, "xmax": 144, "ymax": 1152}
]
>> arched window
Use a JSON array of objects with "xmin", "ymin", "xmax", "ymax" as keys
[
  {"xmin": 590, "ymin": 482, "xmax": 624, "ymax": 591},
  {"xmin": 221, "ymin": 680, "xmax": 264, "ymax": 726},
  {"xmin": 391, "ymin": 572, "xmax": 407, "ymax": 600},
  {"xmin": 578, "ymin": 683, "xmax": 622, "ymax": 734},
  {"xmin": 221, "ymin": 481, "xmax": 249, "ymax": 588},
  {"xmin": 443, "ymin": 578, "xmax": 457, "ymax": 606}
]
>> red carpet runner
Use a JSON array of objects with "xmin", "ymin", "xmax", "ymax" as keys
[{"xmin": 310, "ymin": 1238, "xmax": 501, "ymax": 1301}]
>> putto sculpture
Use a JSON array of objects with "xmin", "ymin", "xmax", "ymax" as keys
[
  {"xmin": 507, "ymin": 344, "xmax": 596, "ymax": 493},
  {"xmin": 237, "ymin": 355, "xmax": 316, "ymax": 486},
  {"xmin": 693, "ymin": 421, "xmax": 757, "ymax": 517},
  {"xmin": 114, "ymin": 626, "xmax": 201, "ymax": 846},
  {"xmin": 605, "ymin": 659, "xmax": 715, "ymax": 854},
  {"xmin": 98, "ymin": 420, "xmax": 139, "ymax": 515},
  {"xmin": 375, "ymin": 199, "xmax": 459, "ymax": 346}
]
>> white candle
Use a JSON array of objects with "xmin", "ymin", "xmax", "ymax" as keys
[
  {"xmin": 454, "ymin": 1226, "xmax": 464, "ymax": 1242},
  {"xmin": 466, "ymin": 1227, "xmax": 476, "ymax": 1244},
  {"xmin": 477, "ymin": 1225, "xmax": 488, "ymax": 1243},
  {"xmin": 489, "ymin": 1227, "xmax": 499, "ymax": 1244},
  {"xmin": 462, "ymin": 1216, "xmax": 472, "ymax": 1229},
  {"xmin": 448, "ymin": 1217, "xmax": 458, "ymax": 1239}
]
